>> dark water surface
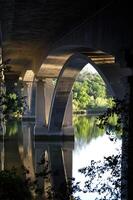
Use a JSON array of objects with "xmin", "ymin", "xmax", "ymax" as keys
[{"xmin": 0, "ymin": 116, "xmax": 121, "ymax": 199}]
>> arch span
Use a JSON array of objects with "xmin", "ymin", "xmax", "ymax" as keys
[{"xmin": 48, "ymin": 52, "xmax": 115, "ymax": 132}]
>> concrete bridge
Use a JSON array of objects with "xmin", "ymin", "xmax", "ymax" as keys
[
  {"xmin": 0, "ymin": 1, "xmax": 132, "ymax": 134},
  {"xmin": 0, "ymin": 0, "xmax": 133, "ymax": 199}
]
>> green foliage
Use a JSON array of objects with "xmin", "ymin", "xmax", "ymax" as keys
[
  {"xmin": 1, "ymin": 92, "xmax": 25, "ymax": 120},
  {"xmin": 73, "ymin": 116, "xmax": 105, "ymax": 144},
  {"xmin": 0, "ymin": 169, "xmax": 32, "ymax": 200},
  {"xmin": 0, "ymin": 59, "xmax": 26, "ymax": 120},
  {"xmin": 6, "ymin": 120, "xmax": 21, "ymax": 136},
  {"xmin": 87, "ymin": 73, "xmax": 106, "ymax": 99},
  {"xmin": 97, "ymin": 98, "xmax": 129, "ymax": 137},
  {"xmin": 73, "ymin": 72, "xmax": 112, "ymax": 111},
  {"xmin": 73, "ymin": 81, "xmax": 90, "ymax": 110},
  {"xmin": 78, "ymin": 153, "xmax": 121, "ymax": 200}
]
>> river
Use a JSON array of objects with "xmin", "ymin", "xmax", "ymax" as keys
[{"xmin": 0, "ymin": 115, "xmax": 122, "ymax": 199}]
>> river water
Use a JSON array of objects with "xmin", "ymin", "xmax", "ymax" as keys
[
  {"xmin": 73, "ymin": 115, "xmax": 121, "ymax": 200},
  {"xmin": 0, "ymin": 115, "xmax": 122, "ymax": 200}
]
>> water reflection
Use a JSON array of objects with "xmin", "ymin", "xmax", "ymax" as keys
[
  {"xmin": 73, "ymin": 115, "xmax": 105, "ymax": 144},
  {"xmin": 0, "ymin": 116, "xmax": 121, "ymax": 200},
  {"xmin": 73, "ymin": 115, "xmax": 121, "ymax": 200},
  {"xmin": 0, "ymin": 121, "xmax": 74, "ymax": 199}
]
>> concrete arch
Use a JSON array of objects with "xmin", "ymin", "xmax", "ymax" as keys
[
  {"xmin": 37, "ymin": 45, "xmax": 116, "ymax": 99},
  {"xmin": 41, "ymin": 44, "xmax": 131, "ymax": 97},
  {"xmin": 48, "ymin": 52, "xmax": 114, "ymax": 132},
  {"xmin": 48, "ymin": 49, "xmax": 131, "ymax": 132},
  {"xmin": 48, "ymin": 53, "xmax": 89, "ymax": 132},
  {"xmin": 37, "ymin": 45, "xmax": 115, "ymax": 78}
]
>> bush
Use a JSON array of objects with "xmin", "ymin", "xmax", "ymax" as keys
[{"xmin": 0, "ymin": 169, "xmax": 32, "ymax": 200}]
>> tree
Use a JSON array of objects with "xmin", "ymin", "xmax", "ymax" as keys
[
  {"xmin": 73, "ymin": 81, "xmax": 90, "ymax": 110},
  {"xmin": 73, "ymin": 72, "xmax": 111, "ymax": 111}
]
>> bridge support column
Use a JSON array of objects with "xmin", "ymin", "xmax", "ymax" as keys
[
  {"xmin": 44, "ymin": 79, "xmax": 54, "ymax": 126},
  {"xmin": 23, "ymin": 81, "xmax": 33, "ymax": 118},
  {"xmin": 34, "ymin": 78, "xmax": 54, "ymax": 135},
  {"xmin": 62, "ymin": 92, "xmax": 74, "ymax": 135},
  {"xmin": 35, "ymin": 79, "xmax": 46, "ymax": 127},
  {"xmin": 63, "ymin": 92, "xmax": 73, "ymax": 126}
]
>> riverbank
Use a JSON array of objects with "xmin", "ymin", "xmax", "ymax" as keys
[{"xmin": 73, "ymin": 108, "xmax": 107, "ymax": 116}]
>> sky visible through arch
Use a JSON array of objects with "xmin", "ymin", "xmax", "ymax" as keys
[{"xmin": 82, "ymin": 63, "xmax": 98, "ymax": 74}]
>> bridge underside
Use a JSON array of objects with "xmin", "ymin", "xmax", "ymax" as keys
[
  {"xmin": 0, "ymin": 1, "xmax": 132, "ymax": 137},
  {"xmin": 1, "ymin": 43, "xmax": 131, "ymax": 138},
  {"xmin": 1, "ymin": 1, "xmax": 133, "ymax": 199}
]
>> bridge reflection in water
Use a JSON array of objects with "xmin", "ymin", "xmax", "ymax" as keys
[
  {"xmin": 0, "ymin": 117, "xmax": 122, "ymax": 199},
  {"xmin": 0, "ymin": 121, "xmax": 74, "ymax": 200}
]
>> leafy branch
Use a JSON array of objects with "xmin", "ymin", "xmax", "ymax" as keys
[{"xmin": 96, "ymin": 97, "xmax": 129, "ymax": 140}]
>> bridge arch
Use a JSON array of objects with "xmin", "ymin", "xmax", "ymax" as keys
[
  {"xmin": 47, "ymin": 51, "xmax": 123, "ymax": 132},
  {"xmin": 37, "ymin": 44, "xmax": 131, "ymax": 100}
]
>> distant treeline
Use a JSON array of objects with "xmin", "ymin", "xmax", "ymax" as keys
[{"xmin": 72, "ymin": 71, "xmax": 113, "ymax": 112}]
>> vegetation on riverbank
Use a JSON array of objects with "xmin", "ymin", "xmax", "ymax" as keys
[{"xmin": 72, "ymin": 71, "xmax": 113, "ymax": 113}]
